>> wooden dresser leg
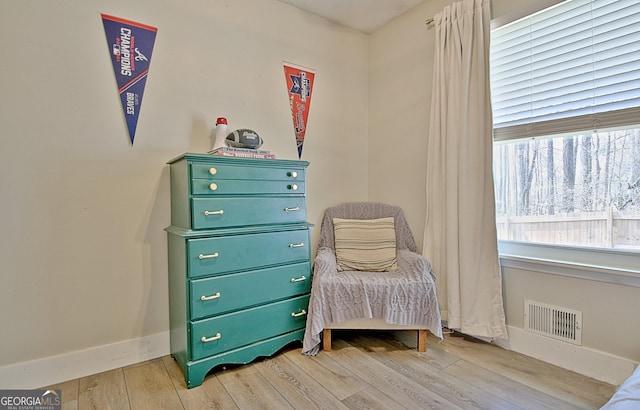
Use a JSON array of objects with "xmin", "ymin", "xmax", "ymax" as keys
[
  {"xmin": 323, "ymin": 329, "xmax": 332, "ymax": 351},
  {"xmin": 417, "ymin": 329, "xmax": 427, "ymax": 352}
]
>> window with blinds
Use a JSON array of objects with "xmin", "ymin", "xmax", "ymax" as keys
[
  {"xmin": 490, "ymin": 0, "xmax": 640, "ymax": 142},
  {"xmin": 490, "ymin": 0, "xmax": 640, "ymax": 251}
]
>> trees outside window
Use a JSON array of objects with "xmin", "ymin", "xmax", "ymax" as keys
[{"xmin": 493, "ymin": 128, "xmax": 640, "ymax": 249}]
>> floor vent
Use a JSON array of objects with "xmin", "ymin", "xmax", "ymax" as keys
[{"xmin": 524, "ymin": 300, "xmax": 582, "ymax": 345}]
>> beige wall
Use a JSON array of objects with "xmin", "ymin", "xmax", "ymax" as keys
[
  {"xmin": 502, "ymin": 266, "xmax": 640, "ymax": 362},
  {"xmin": 0, "ymin": 0, "xmax": 368, "ymax": 368},
  {"xmin": 368, "ymin": 0, "xmax": 450, "ymax": 252}
]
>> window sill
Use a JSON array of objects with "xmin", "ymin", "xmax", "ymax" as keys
[{"xmin": 498, "ymin": 241, "xmax": 640, "ymax": 288}]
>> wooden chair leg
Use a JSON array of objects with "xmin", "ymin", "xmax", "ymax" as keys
[
  {"xmin": 417, "ymin": 329, "xmax": 427, "ymax": 352},
  {"xmin": 323, "ymin": 329, "xmax": 332, "ymax": 351}
]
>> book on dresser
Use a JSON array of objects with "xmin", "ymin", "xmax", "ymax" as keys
[
  {"xmin": 207, "ymin": 146, "xmax": 276, "ymax": 159},
  {"xmin": 165, "ymin": 153, "xmax": 311, "ymax": 388}
]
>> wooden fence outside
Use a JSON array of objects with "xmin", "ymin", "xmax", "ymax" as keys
[{"xmin": 496, "ymin": 209, "xmax": 640, "ymax": 250}]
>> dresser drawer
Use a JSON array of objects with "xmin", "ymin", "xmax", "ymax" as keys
[
  {"xmin": 190, "ymin": 295, "xmax": 310, "ymax": 360},
  {"xmin": 192, "ymin": 178, "xmax": 305, "ymax": 195},
  {"xmin": 191, "ymin": 197, "xmax": 306, "ymax": 229},
  {"xmin": 190, "ymin": 262, "xmax": 311, "ymax": 320},
  {"xmin": 191, "ymin": 162, "xmax": 305, "ymax": 182},
  {"xmin": 187, "ymin": 229, "xmax": 310, "ymax": 278}
]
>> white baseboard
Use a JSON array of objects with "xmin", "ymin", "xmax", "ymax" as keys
[
  {"xmin": 0, "ymin": 331, "xmax": 170, "ymax": 389},
  {"xmin": 497, "ymin": 326, "xmax": 637, "ymax": 386},
  {"xmin": 3, "ymin": 327, "xmax": 635, "ymax": 389}
]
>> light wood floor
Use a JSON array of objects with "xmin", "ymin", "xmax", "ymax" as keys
[{"xmin": 44, "ymin": 330, "xmax": 616, "ymax": 409}]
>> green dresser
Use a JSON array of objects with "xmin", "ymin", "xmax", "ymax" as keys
[{"xmin": 165, "ymin": 153, "xmax": 311, "ymax": 388}]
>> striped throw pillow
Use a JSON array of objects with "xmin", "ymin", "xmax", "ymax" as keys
[{"xmin": 333, "ymin": 217, "xmax": 397, "ymax": 272}]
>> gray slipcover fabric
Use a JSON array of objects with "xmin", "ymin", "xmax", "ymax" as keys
[{"xmin": 302, "ymin": 202, "xmax": 443, "ymax": 355}]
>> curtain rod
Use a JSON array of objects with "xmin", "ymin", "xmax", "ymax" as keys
[{"xmin": 425, "ymin": 18, "xmax": 434, "ymax": 27}]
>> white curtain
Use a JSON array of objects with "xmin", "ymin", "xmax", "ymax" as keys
[{"xmin": 423, "ymin": 0, "xmax": 508, "ymax": 340}]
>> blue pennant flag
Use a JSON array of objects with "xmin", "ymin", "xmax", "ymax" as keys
[{"xmin": 102, "ymin": 14, "xmax": 157, "ymax": 144}]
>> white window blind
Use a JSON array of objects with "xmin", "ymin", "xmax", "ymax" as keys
[{"xmin": 490, "ymin": 0, "xmax": 640, "ymax": 141}]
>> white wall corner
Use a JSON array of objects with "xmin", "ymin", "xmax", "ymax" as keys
[{"xmin": 0, "ymin": 332, "xmax": 170, "ymax": 389}]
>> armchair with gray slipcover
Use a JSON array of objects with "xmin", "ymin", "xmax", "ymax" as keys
[{"xmin": 302, "ymin": 202, "xmax": 443, "ymax": 355}]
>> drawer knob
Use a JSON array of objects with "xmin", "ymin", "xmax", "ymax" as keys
[
  {"xmin": 290, "ymin": 276, "xmax": 306, "ymax": 283},
  {"xmin": 284, "ymin": 206, "xmax": 300, "ymax": 212},
  {"xmin": 198, "ymin": 252, "xmax": 219, "ymax": 260},
  {"xmin": 209, "ymin": 167, "xmax": 217, "ymax": 175},
  {"xmin": 288, "ymin": 171, "xmax": 298, "ymax": 178},
  {"xmin": 291, "ymin": 310, "xmax": 307, "ymax": 318},
  {"xmin": 200, "ymin": 292, "xmax": 221, "ymax": 301},
  {"xmin": 288, "ymin": 184, "xmax": 298, "ymax": 191},
  {"xmin": 201, "ymin": 333, "xmax": 221, "ymax": 343},
  {"xmin": 209, "ymin": 182, "xmax": 218, "ymax": 191},
  {"xmin": 289, "ymin": 242, "xmax": 305, "ymax": 248},
  {"xmin": 204, "ymin": 209, "xmax": 224, "ymax": 216}
]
